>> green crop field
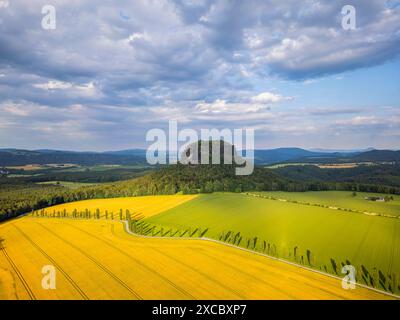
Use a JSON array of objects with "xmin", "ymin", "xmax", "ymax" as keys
[
  {"xmin": 145, "ymin": 192, "xmax": 400, "ymax": 294},
  {"xmin": 253, "ymin": 191, "xmax": 400, "ymax": 217},
  {"xmin": 36, "ymin": 181, "xmax": 100, "ymax": 189}
]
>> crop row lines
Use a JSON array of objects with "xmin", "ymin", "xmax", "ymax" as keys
[{"xmin": 29, "ymin": 209, "xmax": 400, "ymax": 296}]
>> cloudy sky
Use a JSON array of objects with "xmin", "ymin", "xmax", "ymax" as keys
[{"xmin": 0, "ymin": 0, "xmax": 399, "ymax": 151}]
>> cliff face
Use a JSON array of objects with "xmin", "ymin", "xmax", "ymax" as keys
[{"xmin": 180, "ymin": 140, "xmax": 243, "ymax": 165}]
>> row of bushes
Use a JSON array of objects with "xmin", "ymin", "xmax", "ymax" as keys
[
  {"xmin": 216, "ymin": 229, "xmax": 400, "ymax": 295},
  {"xmin": 245, "ymin": 192, "xmax": 399, "ymax": 219}
]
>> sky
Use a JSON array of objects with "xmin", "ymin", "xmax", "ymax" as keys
[{"xmin": 0, "ymin": 0, "xmax": 399, "ymax": 151}]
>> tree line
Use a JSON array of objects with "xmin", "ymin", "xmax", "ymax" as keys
[{"xmin": 1, "ymin": 164, "xmax": 400, "ymax": 221}]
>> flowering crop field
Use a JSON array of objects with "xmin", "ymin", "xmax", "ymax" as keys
[
  {"xmin": 0, "ymin": 217, "xmax": 391, "ymax": 300},
  {"xmin": 36, "ymin": 194, "xmax": 197, "ymax": 219}
]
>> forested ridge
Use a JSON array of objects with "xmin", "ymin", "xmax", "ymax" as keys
[
  {"xmin": 0, "ymin": 149, "xmax": 145, "ymax": 166},
  {"xmin": 2, "ymin": 163, "xmax": 400, "ymax": 221},
  {"xmin": 275, "ymin": 164, "xmax": 400, "ymax": 188}
]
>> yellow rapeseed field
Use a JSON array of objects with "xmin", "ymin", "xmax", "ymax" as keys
[
  {"xmin": 35, "ymin": 195, "xmax": 197, "ymax": 219},
  {"xmin": 0, "ymin": 217, "xmax": 393, "ymax": 300}
]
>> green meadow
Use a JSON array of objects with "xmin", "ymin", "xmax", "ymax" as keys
[
  {"xmin": 36, "ymin": 181, "xmax": 100, "ymax": 189},
  {"xmin": 145, "ymin": 192, "xmax": 400, "ymax": 293},
  {"xmin": 254, "ymin": 191, "xmax": 400, "ymax": 217}
]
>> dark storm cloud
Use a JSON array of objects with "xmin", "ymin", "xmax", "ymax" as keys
[{"xmin": 0, "ymin": 0, "xmax": 399, "ymax": 149}]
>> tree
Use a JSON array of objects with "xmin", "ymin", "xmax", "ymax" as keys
[{"xmin": 204, "ymin": 181, "xmax": 214, "ymax": 193}]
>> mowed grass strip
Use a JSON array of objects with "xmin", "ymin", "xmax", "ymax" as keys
[
  {"xmin": 0, "ymin": 217, "xmax": 392, "ymax": 300},
  {"xmin": 36, "ymin": 195, "xmax": 197, "ymax": 219}
]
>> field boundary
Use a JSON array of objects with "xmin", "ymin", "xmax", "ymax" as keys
[
  {"xmin": 8, "ymin": 214, "xmax": 400, "ymax": 299},
  {"xmin": 243, "ymin": 192, "xmax": 400, "ymax": 220},
  {"xmin": 121, "ymin": 220, "xmax": 400, "ymax": 300}
]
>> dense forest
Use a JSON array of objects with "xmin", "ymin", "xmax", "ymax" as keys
[
  {"xmin": 1, "ymin": 141, "xmax": 400, "ymax": 221},
  {"xmin": 281, "ymin": 149, "xmax": 400, "ymax": 164},
  {"xmin": 275, "ymin": 164, "xmax": 400, "ymax": 188},
  {"xmin": 2, "ymin": 162, "xmax": 400, "ymax": 221},
  {"xmin": 12, "ymin": 167, "xmax": 150, "ymax": 183}
]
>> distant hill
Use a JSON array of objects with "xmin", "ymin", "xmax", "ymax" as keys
[
  {"xmin": 94, "ymin": 141, "xmax": 290, "ymax": 195},
  {"xmin": 180, "ymin": 140, "xmax": 240, "ymax": 165},
  {"xmin": 131, "ymin": 164, "xmax": 289, "ymax": 194},
  {"xmin": 277, "ymin": 149, "xmax": 399, "ymax": 165},
  {"xmin": 352, "ymin": 150, "xmax": 400, "ymax": 162},
  {"xmin": 309, "ymin": 148, "xmax": 375, "ymax": 153},
  {"xmin": 254, "ymin": 148, "xmax": 358, "ymax": 164},
  {"xmin": 94, "ymin": 142, "xmax": 400, "ymax": 196},
  {"xmin": 104, "ymin": 149, "xmax": 147, "ymax": 157},
  {"xmin": 254, "ymin": 148, "xmax": 339, "ymax": 164},
  {"xmin": 2, "ymin": 143, "xmax": 400, "ymax": 221},
  {"xmin": 0, "ymin": 149, "xmax": 146, "ymax": 166},
  {"xmin": 0, "ymin": 147, "xmax": 398, "ymax": 167}
]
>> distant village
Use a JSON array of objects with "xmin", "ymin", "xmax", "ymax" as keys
[{"xmin": 364, "ymin": 196, "xmax": 393, "ymax": 202}]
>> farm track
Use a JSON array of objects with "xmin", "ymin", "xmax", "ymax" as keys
[
  {"xmin": 57, "ymin": 221, "xmax": 195, "ymax": 299},
  {"xmin": 37, "ymin": 219, "xmax": 350, "ymax": 299},
  {"xmin": 13, "ymin": 225, "xmax": 89, "ymax": 300},
  {"xmin": 13, "ymin": 215, "xmax": 400, "ymax": 299},
  {"xmin": 121, "ymin": 218, "xmax": 400, "ymax": 299},
  {"xmin": 34, "ymin": 222, "xmax": 143, "ymax": 300},
  {"xmin": 146, "ymin": 192, "xmax": 400, "ymax": 294},
  {"xmin": 0, "ymin": 216, "xmax": 396, "ymax": 300},
  {"xmin": 1, "ymin": 246, "xmax": 36, "ymax": 300}
]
